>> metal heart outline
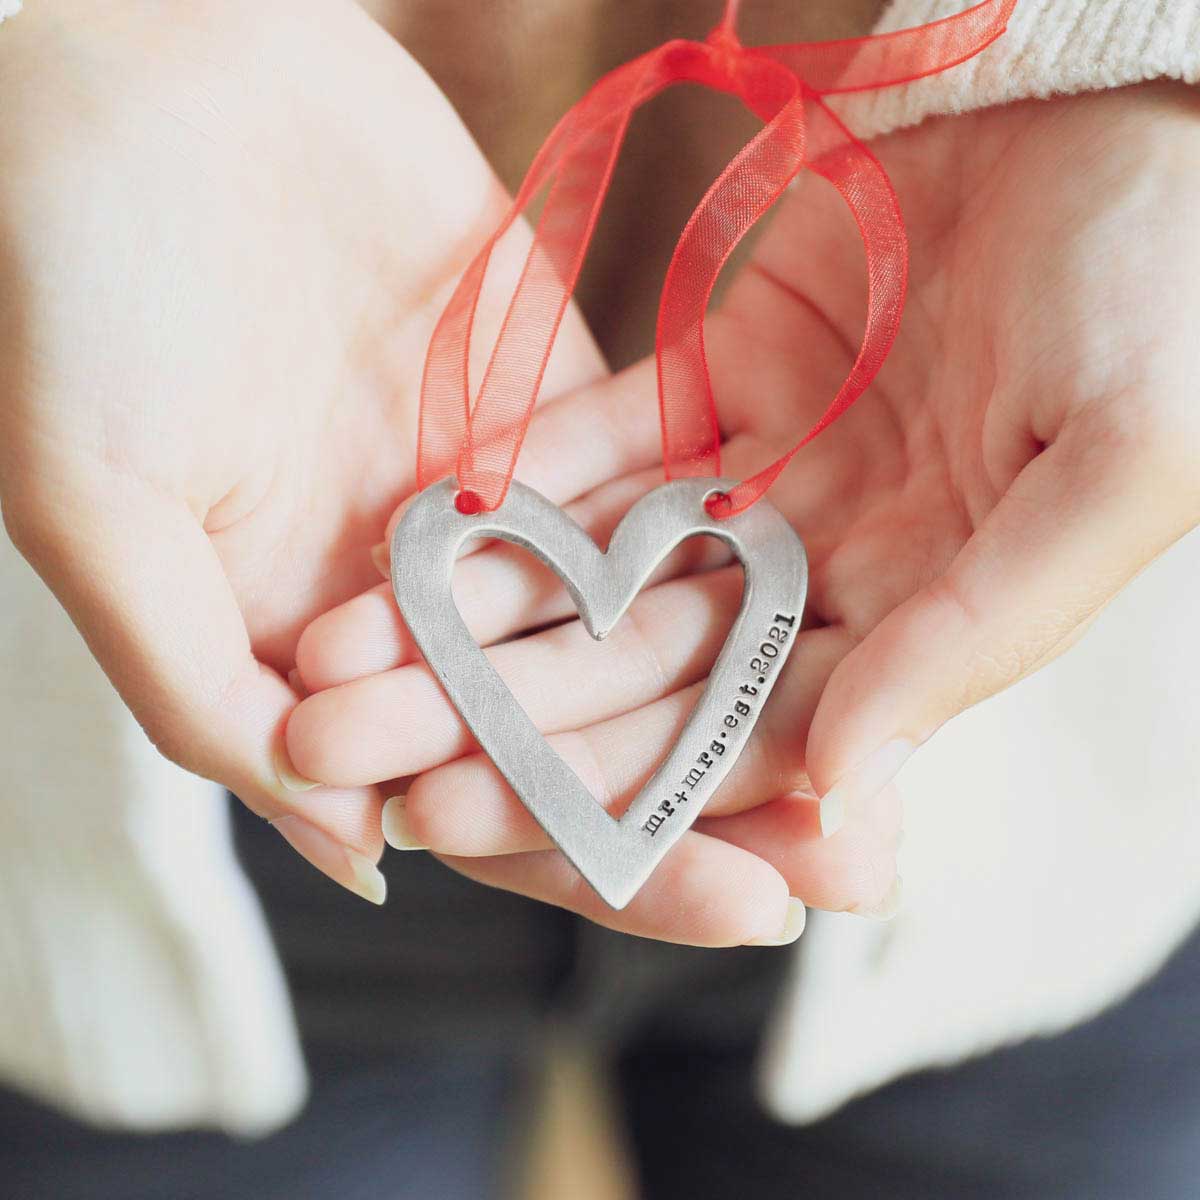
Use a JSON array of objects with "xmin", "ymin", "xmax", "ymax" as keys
[{"xmin": 390, "ymin": 476, "xmax": 807, "ymax": 909}]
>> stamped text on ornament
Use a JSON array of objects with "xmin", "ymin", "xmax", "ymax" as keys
[
  {"xmin": 643, "ymin": 609, "xmax": 797, "ymax": 839},
  {"xmin": 390, "ymin": 477, "xmax": 807, "ymax": 909}
]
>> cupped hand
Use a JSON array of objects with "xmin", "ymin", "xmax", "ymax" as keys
[
  {"xmin": 289, "ymin": 82, "xmax": 1200, "ymax": 942},
  {"xmin": 0, "ymin": 0, "xmax": 604, "ymax": 901}
]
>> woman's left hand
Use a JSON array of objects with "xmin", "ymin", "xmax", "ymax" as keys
[{"xmin": 288, "ymin": 82, "xmax": 1200, "ymax": 943}]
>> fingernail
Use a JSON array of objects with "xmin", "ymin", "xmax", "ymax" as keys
[
  {"xmin": 858, "ymin": 875, "xmax": 903, "ymax": 921},
  {"xmin": 746, "ymin": 897, "xmax": 806, "ymax": 946},
  {"xmin": 273, "ymin": 742, "xmax": 320, "ymax": 792},
  {"xmin": 272, "ymin": 815, "xmax": 386, "ymax": 905},
  {"xmin": 370, "ymin": 541, "xmax": 390, "ymax": 578},
  {"xmin": 382, "ymin": 795, "xmax": 426, "ymax": 850},
  {"xmin": 819, "ymin": 738, "xmax": 914, "ymax": 838}
]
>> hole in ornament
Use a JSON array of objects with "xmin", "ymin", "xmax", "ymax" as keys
[
  {"xmin": 704, "ymin": 490, "xmax": 733, "ymax": 520},
  {"xmin": 455, "ymin": 489, "xmax": 484, "ymax": 515}
]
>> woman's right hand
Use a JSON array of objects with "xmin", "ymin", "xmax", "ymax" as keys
[{"xmin": 0, "ymin": 0, "xmax": 605, "ymax": 901}]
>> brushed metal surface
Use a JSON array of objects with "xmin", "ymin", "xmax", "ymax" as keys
[{"xmin": 391, "ymin": 477, "xmax": 807, "ymax": 909}]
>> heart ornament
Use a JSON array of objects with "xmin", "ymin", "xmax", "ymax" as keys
[{"xmin": 391, "ymin": 477, "xmax": 807, "ymax": 909}]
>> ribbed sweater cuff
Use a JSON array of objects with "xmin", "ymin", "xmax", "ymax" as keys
[{"xmin": 839, "ymin": 0, "xmax": 1200, "ymax": 141}]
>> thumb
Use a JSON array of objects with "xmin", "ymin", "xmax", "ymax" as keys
[
  {"xmin": 5, "ymin": 475, "xmax": 385, "ymax": 903},
  {"xmin": 807, "ymin": 414, "xmax": 1195, "ymax": 838}
]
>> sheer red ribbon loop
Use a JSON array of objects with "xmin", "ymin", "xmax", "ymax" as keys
[{"xmin": 418, "ymin": 0, "xmax": 1018, "ymax": 516}]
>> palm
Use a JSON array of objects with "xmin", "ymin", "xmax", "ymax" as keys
[
  {"xmin": 712, "ymin": 83, "xmax": 1189, "ymax": 647},
  {"xmin": 2, "ymin": 0, "xmax": 600, "ymax": 673}
]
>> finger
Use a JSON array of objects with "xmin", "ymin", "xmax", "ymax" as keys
[
  {"xmin": 440, "ymin": 831, "xmax": 803, "ymax": 948},
  {"xmin": 297, "ymin": 434, "xmax": 770, "ymax": 691},
  {"xmin": 806, "ymin": 413, "xmax": 1199, "ymax": 835},
  {"xmin": 4, "ymin": 478, "xmax": 386, "ymax": 903},
  {"xmin": 288, "ymin": 566, "xmax": 745, "ymax": 786},
  {"xmin": 382, "ymin": 626, "xmax": 850, "ymax": 856},
  {"xmin": 697, "ymin": 786, "xmax": 903, "ymax": 916}
]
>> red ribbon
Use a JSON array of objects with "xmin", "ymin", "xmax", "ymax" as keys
[{"xmin": 419, "ymin": 0, "xmax": 1018, "ymax": 518}]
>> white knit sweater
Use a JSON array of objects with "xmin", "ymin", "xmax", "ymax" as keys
[
  {"xmin": 847, "ymin": 0, "xmax": 1200, "ymax": 140},
  {"xmin": 0, "ymin": 0, "xmax": 1197, "ymax": 1134}
]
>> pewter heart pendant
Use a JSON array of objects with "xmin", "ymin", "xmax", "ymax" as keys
[{"xmin": 391, "ymin": 477, "xmax": 807, "ymax": 909}]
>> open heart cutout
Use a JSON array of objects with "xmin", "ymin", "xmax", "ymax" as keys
[{"xmin": 390, "ymin": 477, "xmax": 807, "ymax": 908}]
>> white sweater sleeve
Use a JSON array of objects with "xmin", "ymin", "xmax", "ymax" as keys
[
  {"xmin": 1, "ymin": 2, "xmax": 22, "ymax": 24},
  {"xmin": 841, "ymin": 0, "xmax": 1200, "ymax": 142}
]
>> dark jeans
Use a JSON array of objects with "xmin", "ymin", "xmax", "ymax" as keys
[{"xmin": 3, "ymin": 799, "xmax": 1199, "ymax": 1200}]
